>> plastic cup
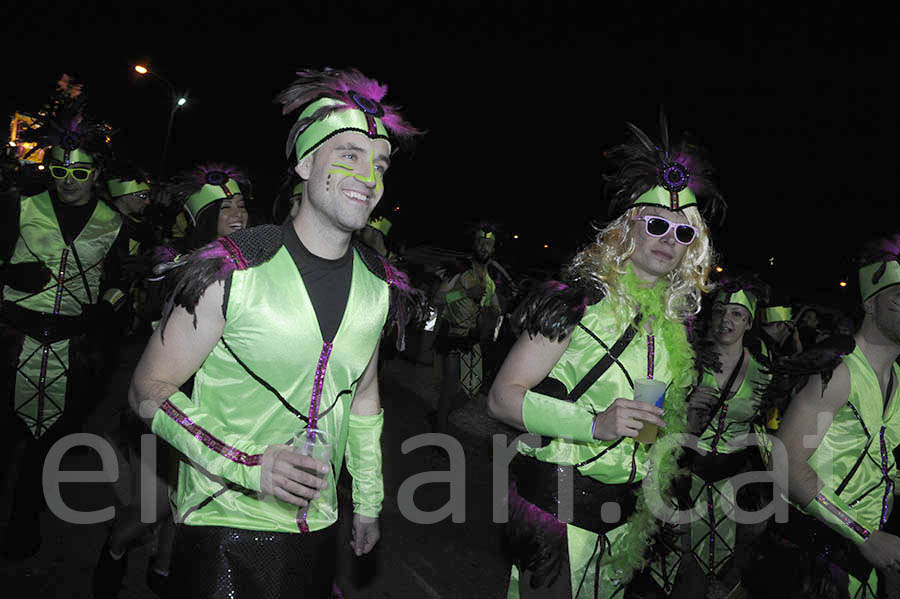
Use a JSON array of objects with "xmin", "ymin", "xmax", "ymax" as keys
[
  {"xmin": 292, "ymin": 428, "xmax": 333, "ymax": 478},
  {"xmin": 633, "ymin": 378, "xmax": 666, "ymax": 443}
]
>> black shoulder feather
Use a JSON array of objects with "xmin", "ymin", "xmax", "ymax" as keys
[{"xmin": 512, "ymin": 281, "xmax": 601, "ymax": 342}]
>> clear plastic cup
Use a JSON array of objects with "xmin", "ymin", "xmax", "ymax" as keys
[
  {"xmin": 633, "ymin": 378, "xmax": 666, "ymax": 443},
  {"xmin": 292, "ymin": 428, "xmax": 333, "ymax": 477}
]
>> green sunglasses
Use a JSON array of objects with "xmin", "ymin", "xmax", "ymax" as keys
[{"xmin": 49, "ymin": 165, "xmax": 94, "ymax": 182}]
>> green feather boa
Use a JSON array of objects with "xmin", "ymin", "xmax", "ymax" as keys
[{"xmin": 597, "ymin": 267, "xmax": 694, "ymax": 587}]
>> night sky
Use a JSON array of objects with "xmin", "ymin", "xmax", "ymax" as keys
[{"xmin": 2, "ymin": 4, "xmax": 892, "ymax": 313}]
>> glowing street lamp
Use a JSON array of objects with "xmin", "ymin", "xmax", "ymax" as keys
[
  {"xmin": 715, "ymin": 266, "xmax": 724, "ymax": 273},
  {"xmin": 133, "ymin": 63, "xmax": 188, "ymax": 177},
  {"xmin": 839, "ymin": 281, "xmax": 848, "ymax": 288}
]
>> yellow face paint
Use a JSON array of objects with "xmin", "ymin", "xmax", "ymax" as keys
[{"xmin": 328, "ymin": 150, "xmax": 384, "ymax": 196}]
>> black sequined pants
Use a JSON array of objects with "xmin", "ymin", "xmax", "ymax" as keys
[{"xmin": 169, "ymin": 524, "xmax": 337, "ymax": 598}]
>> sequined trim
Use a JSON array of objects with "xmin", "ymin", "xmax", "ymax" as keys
[
  {"xmin": 307, "ymin": 342, "xmax": 333, "ymax": 432},
  {"xmin": 218, "ymin": 235, "xmax": 249, "ymax": 270},
  {"xmin": 814, "ymin": 492, "xmax": 870, "ymax": 540},
  {"xmin": 159, "ymin": 400, "xmax": 263, "ymax": 466},
  {"xmin": 647, "ymin": 334, "xmax": 655, "ymax": 379},
  {"xmin": 879, "ymin": 426, "xmax": 893, "ymax": 527}
]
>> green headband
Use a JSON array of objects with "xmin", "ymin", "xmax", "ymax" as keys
[
  {"xmin": 859, "ymin": 261, "xmax": 900, "ymax": 301},
  {"xmin": 368, "ymin": 216, "xmax": 392, "ymax": 236},
  {"xmin": 50, "ymin": 146, "xmax": 93, "ymax": 165},
  {"xmin": 107, "ymin": 179, "xmax": 150, "ymax": 198},
  {"xmin": 477, "ymin": 230, "xmax": 495, "ymax": 239},
  {"xmin": 184, "ymin": 178, "xmax": 241, "ymax": 224},
  {"xmin": 632, "ymin": 185, "xmax": 697, "ymax": 211},
  {"xmin": 763, "ymin": 306, "xmax": 792, "ymax": 323},
  {"xmin": 716, "ymin": 289, "xmax": 757, "ymax": 319},
  {"xmin": 294, "ymin": 98, "xmax": 390, "ymax": 162}
]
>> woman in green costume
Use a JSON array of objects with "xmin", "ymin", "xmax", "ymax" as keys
[
  {"xmin": 487, "ymin": 116, "xmax": 724, "ymax": 598},
  {"xmin": 678, "ymin": 277, "xmax": 772, "ymax": 597}
]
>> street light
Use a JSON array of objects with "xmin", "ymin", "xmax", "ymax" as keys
[{"xmin": 133, "ymin": 64, "xmax": 187, "ymax": 177}]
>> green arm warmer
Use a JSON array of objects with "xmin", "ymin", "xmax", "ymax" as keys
[
  {"xmin": 521, "ymin": 390, "xmax": 595, "ymax": 443},
  {"xmin": 445, "ymin": 289, "xmax": 464, "ymax": 304},
  {"xmin": 151, "ymin": 391, "xmax": 268, "ymax": 492},
  {"xmin": 345, "ymin": 410, "xmax": 384, "ymax": 518},
  {"xmin": 805, "ymin": 488, "xmax": 871, "ymax": 545}
]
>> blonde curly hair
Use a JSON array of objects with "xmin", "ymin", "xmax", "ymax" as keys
[{"xmin": 566, "ymin": 205, "xmax": 715, "ymax": 324}]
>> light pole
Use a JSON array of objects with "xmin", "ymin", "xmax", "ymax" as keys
[{"xmin": 133, "ymin": 64, "xmax": 188, "ymax": 178}]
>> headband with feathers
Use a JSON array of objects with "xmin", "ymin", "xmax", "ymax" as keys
[
  {"xmin": 169, "ymin": 163, "xmax": 249, "ymax": 224},
  {"xmin": 858, "ymin": 234, "xmax": 900, "ymax": 301},
  {"xmin": 605, "ymin": 110, "xmax": 725, "ymax": 224},
  {"xmin": 19, "ymin": 75, "xmax": 113, "ymax": 165},
  {"xmin": 275, "ymin": 67, "xmax": 421, "ymax": 162}
]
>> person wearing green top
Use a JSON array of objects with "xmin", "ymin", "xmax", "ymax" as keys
[
  {"xmin": 768, "ymin": 235, "xmax": 900, "ymax": 598},
  {"xmin": 128, "ymin": 67, "xmax": 421, "ymax": 598},
  {"xmin": 679, "ymin": 279, "xmax": 772, "ymax": 597},
  {"xmin": 487, "ymin": 116, "xmax": 724, "ymax": 598}
]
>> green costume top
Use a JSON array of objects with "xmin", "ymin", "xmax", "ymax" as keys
[
  {"xmin": 696, "ymin": 352, "xmax": 768, "ymax": 455},
  {"xmin": 152, "ymin": 226, "xmax": 403, "ymax": 534},
  {"xmin": 441, "ymin": 262, "xmax": 498, "ymax": 338},
  {"xmin": 802, "ymin": 344, "xmax": 900, "ymax": 539},
  {"xmin": 519, "ymin": 277, "xmax": 690, "ymax": 485},
  {"xmin": 3, "ymin": 191, "xmax": 122, "ymax": 314}
]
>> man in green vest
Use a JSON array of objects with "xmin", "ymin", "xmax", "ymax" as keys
[
  {"xmin": 0, "ymin": 88, "xmax": 127, "ymax": 559},
  {"xmin": 129, "ymin": 67, "xmax": 422, "ymax": 598},
  {"xmin": 773, "ymin": 235, "xmax": 900, "ymax": 598}
]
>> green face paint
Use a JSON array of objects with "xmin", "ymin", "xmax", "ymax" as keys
[{"xmin": 328, "ymin": 150, "xmax": 384, "ymax": 196}]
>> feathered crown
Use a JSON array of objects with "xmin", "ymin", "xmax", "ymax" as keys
[
  {"xmin": 169, "ymin": 163, "xmax": 249, "ymax": 225},
  {"xmin": 858, "ymin": 234, "xmax": 900, "ymax": 301},
  {"xmin": 275, "ymin": 67, "xmax": 421, "ymax": 162},
  {"xmin": 19, "ymin": 75, "xmax": 113, "ymax": 165},
  {"xmin": 605, "ymin": 110, "xmax": 725, "ymax": 223}
]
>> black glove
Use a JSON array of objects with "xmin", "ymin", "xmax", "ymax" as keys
[{"xmin": 0, "ymin": 261, "xmax": 52, "ymax": 292}]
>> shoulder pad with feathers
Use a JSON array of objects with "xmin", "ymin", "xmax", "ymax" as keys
[
  {"xmin": 512, "ymin": 280, "xmax": 603, "ymax": 342},
  {"xmin": 757, "ymin": 334, "xmax": 855, "ymax": 415}
]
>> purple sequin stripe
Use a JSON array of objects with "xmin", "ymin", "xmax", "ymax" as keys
[
  {"xmin": 647, "ymin": 334, "xmax": 655, "ymax": 379},
  {"xmin": 159, "ymin": 400, "xmax": 263, "ymax": 466},
  {"xmin": 815, "ymin": 493, "xmax": 870, "ymax": 541},
  {"xmin": 880, "ymin": 426, "xmax": 893, "ymax": 527},
  {"xmin": 218, "ymin": 235, "xmax": 249, "ymax": 270},
  {"xmin": 306, "ymin": 342, "xmax": 333, "ymax": 434}
]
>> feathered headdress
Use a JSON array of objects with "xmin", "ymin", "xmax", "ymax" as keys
[
  {"xmin": 275, "ymin": 67, "xmax": 421, "ymax": 162},
  {"xmin": 19, "ymin": 75, "xmax": 113, "ymax": 165},
  {"xmin": 858, "ymin": 234, "xmax": 900, "ymax": 301},
  {"xmin": 169, "ymin": 163, "xmax": 249, "ymax": 225},
  {"xmin": 605, "ymin": 109, "xmax": 725, "ymax": 223}
]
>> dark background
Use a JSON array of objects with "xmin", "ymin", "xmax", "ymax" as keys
[{"xmin": 2, "ymin": 3, "xmax": 893, "ymax": 314}]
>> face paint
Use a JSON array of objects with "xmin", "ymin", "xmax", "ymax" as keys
[{"xmin": 328, "ymin": 150, "xmax": 384, "ymax": 196}]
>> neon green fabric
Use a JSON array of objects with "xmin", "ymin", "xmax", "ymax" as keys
[
  {"xmin": 184, "ymin": 179, "xmax": 241, "ymax": 224},
  {"xmin": 3, "ymin": 192, "xmax": 122, "ymax": 438},
  {"xmin": 152, "ymin": 391, "xmax": 268, "ymax": 492},
  {"xmin": 49, "ymin": 146, "xmax": 93, "ymax": 164},
  {"xmin": 632, "ymin": 185, "xmax": 697, "ymax": 210},
  {"xmin": 294, "ymin": 97, "xmax": 390, "ymax": 161},
  {"xmin": 345, "ymin": 410, "xmax": 384, "ymax": 518},
  {"xmin": 762, "ymin": 306, "xmax": 792, "ymax": 323},
  {"xmin": 164, "ymin": 244, "xmax": 388, "ymax": 533},
  {"xmin": 859, "ymin": 261, "xmax": 900, "ymax": 301},
  {"xmin": 107, "ymin": 179, "xmax": 150, "ymax": 198},
  {"xmin": 3, "ymin": 192, "xmax": 122, "ymax": 315},
  {"xmin": 716, "ymin": 289, "xmax": 757, "ymax": 319},
  {"xmin": 445, "ymin": 289, "xmax": 464, "ymax": 304},
  {"xmin": 687, "ymin": 352, "xmax": 770, "ymax": 576},
  {"xmin": 800, "ymin": 344, "xmax": 900, "ymax": 595},
  {"xmin": 522, "ymin": 390, "xmax": 595, "ymax": 442},
  {"xmin": 510, "ymin": 266, "xmax": 695, "ymax": 597},
  {"xmin": 368, "ymin": 216, "xmax": 392, "ymax": 236}
]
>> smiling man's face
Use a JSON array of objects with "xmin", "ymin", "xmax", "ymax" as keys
[{"xmin": 628, "ymin": 206, "xmax": 690, "ymax": 283}]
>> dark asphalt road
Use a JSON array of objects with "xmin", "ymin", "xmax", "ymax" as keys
[{"xmin": 1, "ymin": 341, "xmax": 512, "ymax": 598}]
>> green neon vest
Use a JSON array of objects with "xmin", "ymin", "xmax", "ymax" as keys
[
  {"xmin": 174, "ymin": 245, "xmax": 389, "ymax": 533},
  {"xmin": 2, "ymin": 191, "xmax": 122, "ymax": 314},
  {"xmin": 805, "ymin": 345, "xmax": 900, "ymax": 533},
  {"xmin": 520, "ymin": 298, "xmax": 680, "ymax": 484},
  {"xmin": 697, "ymin": 352, "xmax": 769, "ymax": 454}
]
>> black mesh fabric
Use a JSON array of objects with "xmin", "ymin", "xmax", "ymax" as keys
[
  {"xmin": 169, "ymin": 524, "xmax": 337, "ymax": 598},
  {"xmin": 230, "ymin": 224, "xmax": 284, "ymax": 267}
]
